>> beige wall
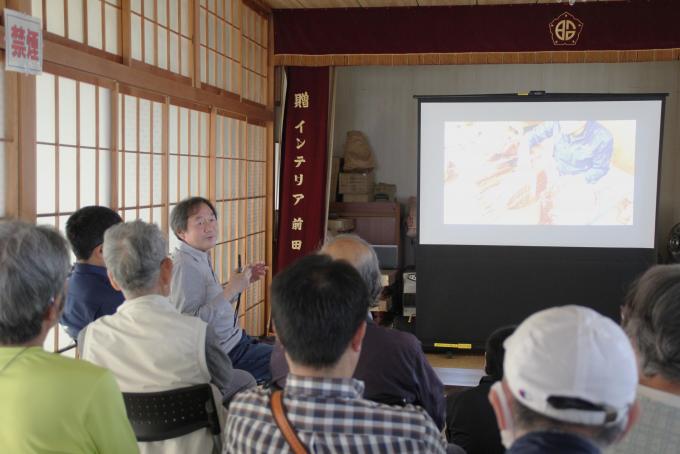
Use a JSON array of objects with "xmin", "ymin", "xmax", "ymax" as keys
[{"xmin": 332, "ymin": 62, "xmax": 680, "ymax": 256}]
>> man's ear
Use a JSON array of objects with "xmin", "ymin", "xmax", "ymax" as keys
[
  {"xmin": 43, "ymin": 283, "xmax": 66, "ymax": 329},
  {"xmin": 43, "ymin": 298, "xmax": 61, "ymax": 326},
  {"xmin": 160, "ymin": 257, "xmax": 173, "ymax": 287},
  {"xmin": 107, "ymin": 270, "xmax": 123, "ymax": 292},
  {"xmin": 349, "ymin": 321, "xmax": 367, "ymax": 353}
]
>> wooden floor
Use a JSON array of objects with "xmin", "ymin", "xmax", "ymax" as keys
[
  {"xmin": 426, "ymin": 353, "xmax": 485, "ymax": 387},
  {"xmin": 426, "ymin": 353, "xmax": 484, "ymax": 369}
]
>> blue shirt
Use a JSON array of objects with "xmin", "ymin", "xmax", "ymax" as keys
[
  {"xmin": 527, "ymin": 121, "xmax": 614, "ymax": 184},
  {"xmin": 507, "ymin": 431, "xmax": 600, "ymax": 454},
  {"xmin": 60, "ymin": 263, "xmax": 124, "ymax": 339}
]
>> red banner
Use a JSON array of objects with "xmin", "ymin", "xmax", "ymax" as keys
[
  {"xmin": 276, "ymin": 67, "xmax": 330, "ymax": 272},
  {"xmin": 274, "ymin": 1, "xmax": 680, "ymax": 56}
]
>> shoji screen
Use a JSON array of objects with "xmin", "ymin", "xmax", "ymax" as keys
[
  {"xmin": 241, "ymin": 5, "xmax": 267, "ymax": 105},
  {"xmin": 35, "ymin": 72, "xmax": 114, "ymax": 355},
  {"xmin": 167, "ymin": 103, "xmax": 210, "ymax": 251},
  {"xmin": 243, "ymin": 122, "xmax": 266, "ymax": 333},
  {"xmin": 213, "ymin": 113, "xmax": 266, "ymax": 333},
  {"xmin": 131, "ymin": 0, "xmax": 192, "ymax": 77},
  {"xmin": 199, "ymin": 0, "xmax": 241, "ymax": 94},
  {"xmin": 35, "ymin": 73, "xmax": 113, "ymax": 234},
  {"xmin": 33, "ymin": 0, "xmax": 121, "ymax": 55},
  {"xmin": 117, "ymin": 92, "xmax": 165, "ymax": 225}
]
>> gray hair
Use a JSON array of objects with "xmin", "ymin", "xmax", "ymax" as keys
[
  {"xmin": 322, "ymin": 234, "xmax": 382, "ymax": 305},
  {"xmin": 0, "ymin": 221, "xmax": 70, "ymax": 344},
  {"xmin": 103, "ymin": 220, "xmax": 167, "ymax": 297},
  {"xmin": 511, "ymin": 398, "xmax": 627, "ymax": 448},
  {"xmin": 622, "ymin": 264, "xmax": 680, "ymax": 382}
]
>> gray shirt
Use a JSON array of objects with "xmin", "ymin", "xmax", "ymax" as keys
[
  {"xmin": 170, "ymin": 241, "xmax": 243, "ymax": 355},
  {"xmin": 605, "ymin": 384, "xmax": 680, "ymax": 454}
]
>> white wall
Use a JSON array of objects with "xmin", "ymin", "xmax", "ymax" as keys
[{"xmin": 332, "ymin": 62, "xmax": 680, "ymax": 256}]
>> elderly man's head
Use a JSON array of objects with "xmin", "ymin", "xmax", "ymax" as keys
[
  {"xmin": 0, "ymin": 221, "xmax": 70, "ymax": 345},
  {"xmin": 320, "ymin": 235, "xmax": 382, "ymax": 304},
  {"xmin": 103, "ymin": 220, "xmax": 171, "ymax": 299},
  {"xmin": 622, "ymin": 264, "xmax": 680, "ymax": 384},
  {"xmin": 489, "ymin": 305, "xmax": 639, "ymax": 449}
]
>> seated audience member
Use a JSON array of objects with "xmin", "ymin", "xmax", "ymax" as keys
[
  {"xmin": 489, "ymin": 305, "xmax": 639, "ymax": 454},
  {"xmin": 270, "ymin": 234, "xmax": 446, "ymax": 429},
  {"xmin": 79, "ymin": 220, "xmax": 255, "ymax": 453},
  {"xmin": 169, "ymin": 197, "xmax": 271, "ymax": 383},
  {"xmin": 447, "ymin": 325, "xmax": 516, "ymax": 454},
  {"xmin": 608, "ymin": 265, "xmax": 680, "ymax": 454},
  {"xmin": 225, "ymin": 254, "xmax": 448, "ymax": 454},
  {"xmin": 0, "ymin": 221, "xmax": 138, "ymax": 453},
  {"xmin": 60, "ymin": 205, "xmax": 124, "ymax": 339}
]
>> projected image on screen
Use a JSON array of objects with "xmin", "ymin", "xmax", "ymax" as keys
[{"xmin": 443, "ymin": 120, "xmax": 636, "ymax": 226}]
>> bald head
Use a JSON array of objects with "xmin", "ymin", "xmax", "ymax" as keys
[{"xmin": 321, "ymin": 235, "xmax": 382, "ymax": 303}]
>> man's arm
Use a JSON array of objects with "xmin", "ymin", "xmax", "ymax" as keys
[
  {"xmin": 525, "ymin": 121, "xmax": 556, "ymax": 149},
  {"xmin": 584, "ymin": 127, "xmax": 614, "ymax": 184},
  {"xmin": 85, "ymin": 371, "xmax": 140, "ymax": 454},
  {"xmin": 410, "ymin": 338, "xmax": 447, "ymax": 430},
  {"xmin": 205, "ymin": 325, "xmax": 255, "ymax": 404}
]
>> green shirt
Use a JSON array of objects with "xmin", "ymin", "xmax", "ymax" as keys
[{"xmin": 0, "ymin": 346, "xmax": 139, "ymax": 453}]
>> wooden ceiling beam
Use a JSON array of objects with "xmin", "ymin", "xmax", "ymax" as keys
[
  {"xmin": 265, "ymin": 0, "xmax": 619, "ymax": 9},
  {"xmin": 0, "ymin": 26, "xmax": 273, "ymax": 123}
]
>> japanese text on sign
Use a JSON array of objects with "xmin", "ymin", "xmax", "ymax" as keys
[
  {"xmin": 5, "ymin": 9, "xmax": 42, "ymax": 75},
  {"xmin": 290, "ymin": 92, "xmax": 311, "ymax": 251}
]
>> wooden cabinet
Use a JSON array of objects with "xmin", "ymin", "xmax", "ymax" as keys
[{"xmin": 329, "ymin": 202, "xmax": 400, "ymax": 247}]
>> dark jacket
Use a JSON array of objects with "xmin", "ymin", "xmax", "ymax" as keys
[
  {"xmin": 507, "ymin": 431, "xmax": 600, "ymax": 454},
  {"xmin": 60, "ymin": 263, "xmax": 125, "ymax": 339},
  {"xmin": 446, "ymin": 375, "xmax": 504, "ymax": 454}
]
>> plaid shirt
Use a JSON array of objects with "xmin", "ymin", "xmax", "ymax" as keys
[{"xmin": 224, "ymin": 374, "xmax": 447, "ymax": 453}]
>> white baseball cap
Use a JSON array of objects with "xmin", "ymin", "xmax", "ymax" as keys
[{"xmin": 503, "ymin": 305, "xmax": 638, "ymax": 426}]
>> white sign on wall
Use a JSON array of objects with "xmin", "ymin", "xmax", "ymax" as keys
[{"xmin": 4, "ymin": 8, "xmax": 42, "ymax": 75}]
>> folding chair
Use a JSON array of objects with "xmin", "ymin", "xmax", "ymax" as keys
[{"xmin": 122, "ymin": 384, "xmax": 222, "ymax": 454}]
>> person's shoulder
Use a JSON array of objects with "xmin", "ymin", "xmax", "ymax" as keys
[
  {"xmin": 591, "ymin": 121, "xmax": 613, "ymax": 140},
  {"xmin": 41, "ymin": 351, "xmax": 114, "ymax": 384},
  {"xmin": 356, "ymin": 396, "xmax": 439, "ymax": 428},
  {"xmin": 230, "ymin": 386, "xmax": 270, "ymax": 405},
  {"xmin": 170, "ymin": 247, "xmax": 191, "ymax": 266},
  {"xmin": 450, "ymin": 381, "xmax": 493, "ymax": 413},
  {"xmin": 227, "ymin": 387, "xmax": 271, "ymax": 418},
  {"xmin": 369, "ymin": 323, "xmax": 420, "ymax": 347},
  {"xmin": 170, "ymin": 248, "xmax": 204, "ymax": 275},
  {"xmin": 69, "ymin": 269, "xmax": 118, "ymax": 298},
  {"xmin": 371, "ymin": 325, "xmax": 425, "ymax": 359},
  {"xmin": 84, "ymin": 311, "xmax": 118, "ymax": 331}
]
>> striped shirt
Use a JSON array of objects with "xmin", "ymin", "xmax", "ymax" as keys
[{"xmin": 224, "ymin": 375, "xmax": 447, "ymax": 454}]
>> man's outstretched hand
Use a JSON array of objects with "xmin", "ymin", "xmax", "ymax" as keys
[
  {"xmin": 248, "ymin": 262, "xmax": 267, "ymax": 283},
  {"xmin": 223, "ymin": 262, "xmax": 268, "ymax": 299}
]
